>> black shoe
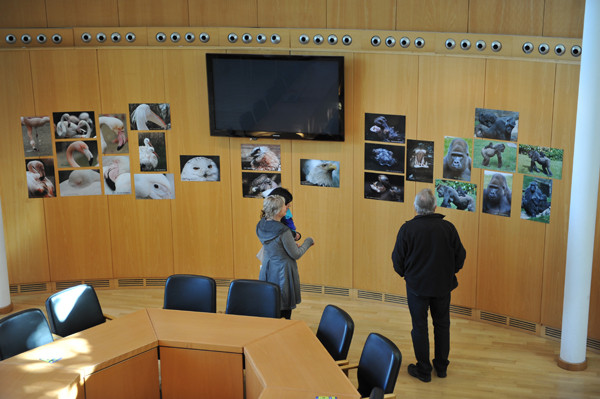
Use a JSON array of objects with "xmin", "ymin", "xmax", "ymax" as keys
[
  {"xmin": 408, "ymin": 364, "xmax": 431, "ymax": 382},
  {"xmin": 434, "ymin": 368, "xmax": 447, "ymax": 378}
]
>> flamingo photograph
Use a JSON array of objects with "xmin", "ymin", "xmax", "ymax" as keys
[
  {"xmin": 99, "ymin": 114, "xmax": 129, "ymax": 154},
  {"xmin": 58, "ymin": 169, "xmax": 102, "ymax": 197},
  {"xmin": 55, "ymin": 140, "xmax": 98, "ymax": 168},
  {"xmin": 103, "ymin": 156, "xmax": 131, "ymax": 195},
  {"xmin": 138, "ymin": 132, "xmax": 166, "ymax": 172},
  {"xmin": 129, "ymin": 103, "xmax": 170, "ymax": 131},
  {"xmin": 52, "ymin": 111, "xmax": 95, "ymax": 139},
  {"xmin": 20, "ymin": 116, "xmax": 53, "ymax": 156},
  {"xmin": 25, "ymin": 158, "xmax": 55, "ymax": 198},
  {"xmin": 134, "ymin": 173, "xmax": 175, "ymax": 199},
  {"xmin": 180, "ymin": 155, "xmax": 220, "ymax": 182}
]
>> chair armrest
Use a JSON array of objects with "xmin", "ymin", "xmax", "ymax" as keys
[
  {"xmin": 339, "ymin": 362, "xmax": 358, "ymax": 376},
  {"xmin": 103, "ymin": 314, "xmax": 115, "ymax": 321},
  {"xmin": 335, "ymin": 359, "xmax": 349, "ymax": 366}
]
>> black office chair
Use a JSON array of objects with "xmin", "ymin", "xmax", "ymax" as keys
[
  {"xmin": 163, "ymin": 274, "xmax": 217, "ymax": 313},
  {"xmin": 45, "ymin": 284, "xmax": 113, "ymax": 337},
  {"xmin": 341, "ymin": 332, "xmax": 401, "ymax": 399},
  {"xmin": 225, "ymin": 279, "xmax": 281, "ymax": 318},
  {"xmin": 316, "ymin": 304, "xmax": 354, "ymax": 364},
  {"xmin": 0, "ymin": 308, "xmax": 54, "ymax": 360},
  {"xmin": 369, "ymin": 387, "xmax": 384, "ymax": 399}
]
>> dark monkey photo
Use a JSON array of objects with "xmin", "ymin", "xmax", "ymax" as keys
[
  {"xmin": 482, "ymin": 173, "xmax": 512, "ymax": 216},
  {"xmin": 443, "ymin": 138, "xmax": 472, "ymax": 181}
]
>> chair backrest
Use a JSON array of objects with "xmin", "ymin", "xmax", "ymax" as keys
[
  {"xmin": 316, "ymin": 304, "xmax": 354, "ymax": 361},
  {"xmin": 163, "ymin": 274, "xmax": 217, "ymax": 313},
  {"xmin": 225, "ymin": 279, "xmax": 281, "ymax": 318},
  {"xmin": 369, "ymin": 387, "xmax": 384, "ymax": 399},
  {"xmin": 356, "ymin": 333, "xmax": 402, "ymax": 397},
  {"xmin": 45, "ymin": 284, "xmax": 106, "ymax": 337},
  {"xmin": 0, "ymin": 308, "xmax": 54, "ymax": 360}
]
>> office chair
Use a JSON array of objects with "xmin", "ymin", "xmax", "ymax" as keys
[
  {"xmin": 341, "ymin": 332, "xmax": 402, "ymax": 399},
  {"xmin": 225, "ymin": 279, "xmax": 281, "ymax": 318},
  {"xmin": 45, "ymin": 284, "xmax": 113, "ymax": 337},
  {"xmin": 316, "ymin": 304, "xmax": 354, "ymax": 364},
  {"xmin": 369, "ymin": 387, "xmax": 384, "ymax": 399},
  {"xmin": 163, "ymin": 274, "xmax": 217, "ymax": 313},
  {"xmin": 0, "ymin": 308, "xmax": 54, "ymax": 360}
]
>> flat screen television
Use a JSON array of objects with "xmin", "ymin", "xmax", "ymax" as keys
[{"xmin": 206, "ymin": 53, "xmax": 344, "ymax": 141}]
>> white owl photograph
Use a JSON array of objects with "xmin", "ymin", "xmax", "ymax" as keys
[
  {"xmin": 300, "ymin": 159, "xmax": 340, "ymax": 188},
  {"xmin": 180, "ymin": 155, "xmax": 220, "ymax": 181},
  {"xmin": 241, "ymin": 144, "xmax": 281, "ymax": 171}
]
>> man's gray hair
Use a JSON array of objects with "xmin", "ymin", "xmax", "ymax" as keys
[
  {"xmin": 262, "ymin": 195, "xmax": 285, "ymax": 219},
  {"xmin": 414, "ymin": 188, "xmax": 436, "ymax": 215}
]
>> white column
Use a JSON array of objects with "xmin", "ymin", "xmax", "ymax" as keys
[
  {"xmin": 559, "ymin": 0, "xmax": 600, "ymax": 370},
  {"xmin": 0, "ymin": 198, "xmax": 12, "ymax": 313}
]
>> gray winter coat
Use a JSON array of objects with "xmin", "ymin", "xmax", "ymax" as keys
[{"xmin": 256, "ymin": 218, "xmax": 314, "ymax": 310}]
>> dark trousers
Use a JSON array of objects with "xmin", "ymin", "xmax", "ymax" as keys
[
  {"xmin": 281, "ymin": 309, "xmax": 292, "ymax": 319},
  {"xmin": 406, "ymin": 285, "xmax": 451, "ymax": 374}
]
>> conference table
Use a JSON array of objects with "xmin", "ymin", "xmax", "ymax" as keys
[{"xmin": 0, "ymin": 308, "xmax": 360, "ymax": 399}]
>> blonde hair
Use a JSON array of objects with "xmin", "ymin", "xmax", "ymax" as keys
[{"xmin": 261, "ymin": 195, "xmax": 285, "ymax": 219}]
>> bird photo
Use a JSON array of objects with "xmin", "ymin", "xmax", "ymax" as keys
[
  {"xmin": 58, "ymin": 169, "xmax": 102, "ymax": 197},
  {"xmin": 300, "ymin": 159, "xmax": 340, "ymax": 188},
  {"xmin": 99, "ymin": 114, "xmax": 129, "ymax": 154},
  {"xmin": 103, "ymin": 156, "xmax": 131, "ymax": 195},
  {"xmin": 55, "ymin": 140, "xmax": 98, "ymax": 168},
  {"xmin": 52, "ymin": 111, "xmax": 95, "ymax": 139},
  {"xmin": 180, "ymin": 156, "xmax": 220, "ymax": 182},
  {"xmin": 21, "ymin": 116, "xmax": 53, "ymax": 156},
  {"xmin": 364, "ymin": 112, "xmax": 406, "ymax": 143},
  {"xmin": 241, "ymin": 144, "xmax": 281, "ymax": 171},
  {"xmin": 25, "ymin": 158, "xmax": 55, "ymax": 198},
  {"xmin": 134, "ymin": 173, "xmax": 175, "ymax": 199},
  {"xmin": 138, "ymin": 132, "xmax": 166, "ymax": 172},
  {"xmin": 242, "ymin": 172, "xmax": 281, "ymax": 198},
  {"xmin": 129, "ymin": 103, "xmax": 170, "ymax": 131}
]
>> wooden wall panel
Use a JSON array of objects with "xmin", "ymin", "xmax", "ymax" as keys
[
  {"xmin": 188, "ymin": 0, "xmax": 258, "ymax": 27},
  {"xmin": 0, "ymin": 0, "xmax": 47, "ymax": 28},
  {"xmin": 117, "ymin": 0, "xmax": 190, "ymax": 27},
  {"xmin": 257, "ymin": 0, "xmax": 327, "ymax": 28},
  {"xmin": 469, "ymin": 0, "xmax": 544, "ymax": 36},
  {"xmin": 45, "ymin": 0, "xmax": 119, "ymax": 28},
  {"xmin": 396, "ymin": 0, "xmax": 469, "ymax": 32},
  {"xmin": 590, "ymin": 183, "xmax": 600, "ymax": 339},
  {"xmin": 327, "ymin": 0, "xmax": 395, "ymax": 30},
  {"xmin": 542, "ymin": 0, "xmax": 585, "ymax": 38}
]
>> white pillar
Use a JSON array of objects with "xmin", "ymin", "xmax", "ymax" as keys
[
  {"xmin": 559, "ymin": 0, "xmax": 600, "ymax": 370},
  {"xmin": 0, "ymin": 198, "xmax": 12, "ymax": 314}
]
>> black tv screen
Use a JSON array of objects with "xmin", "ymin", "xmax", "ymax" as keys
[{"xmin": 206, "ymin": 53, "xmax": 344, "ymax": 141}]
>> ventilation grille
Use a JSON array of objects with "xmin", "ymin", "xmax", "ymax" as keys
[
  {"xmin": 358, "ymin": 290, "xmax": 382, "ymax": 301},
  {"xmin": 587, "ymin": 337, "xmax": 600, "ymax": 351},
  {"xmin": 118, "ymin": 278, "xmax": 144, "ymax": 287},
  {"xmin": 19, "ymin": 282, "xmax": 48, "ymax": 293},
  {"xmin": 146, "ymin": 278, "xmax": 166, "ymax": 287},
  {"xmin": 301, "ymin": 284, "xmax": 323, "ymax": 294},
  {"xmin": 9, "ymin": 285, "xmax": 18, "ymax": 294},
  {"xmin": 84, "ymin": 279, "xmax": 110, "ymax": 289},
  {"xmin": 215, "ymin": 279, "xmax": 231, "ymax": 287},
  {"xmin": 450, "ymin": 304, "xmax": 473, "ymax": 317},
  {"xmin": 384, "ymin": 293, "xmax": 408, "ymax": 305},
  {"xmin": 56, "ymin": 280, "xmax": 83, "ymax": 290},
  {"xmin": 545, "ymin": 326, "xmax": 561, "ymax": 340},
  {"xmin": 324, "ymin": 286, "xmax": 350, "ymax": 297},
  {"xmin": 509, "ymin": 318, "xmax": 537, "ymax": 333},
  {"xmin": 480, "ymin": 311, "xmax": 507, "ymax": 325}
]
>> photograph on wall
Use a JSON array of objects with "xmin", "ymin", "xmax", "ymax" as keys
[
  {"xmin": 473, "ymin": 139, "xmax": 517, "ymax": 172},
  {"xmin": 21, "ymin": 116, "xmax": 53, "ymax": 156},
  {"xmin": 103, "ymin": 156, "xmax": 131, "ymax": 195},
  {"xmin": 364, "ymin": 113, "xmax": 405, "ymax": 143},
  {"xmin": 55, "ymin": 140, "xmax": 98, "ymax": 168},
  {"xmin": 180, "ymin": 155, "xmax": 220, "ymax": 181},
  {"xmin": 364, "ymin": 172, "xmax": 404, "ymax": 203},
  {"xmin": 521, "ymin": 176, "xmax": 552, "ymax": 223},
  {"xmin": 481, "ymin": 171, "xmax": 513, "ymax": 217},
  {"xmin": 129, "ymin": 103, "xmax": 170, "ymax": 131},
  {"xmin": 517, "ymin": 144, "xmax": 563, "ymax": 179},
  {"xmin": 442, "ymin": 137, "xmax": 473, "ymax": 182},
  {"xmin": 134, "ymin": 173, "xmax": 175, "ymax": 199},
  {"xmin": 58, "ymin": 169, "xmax": 102, "ymax": 197},
  {"xmin": 26, "ymin": 158, "xmax": 55, "ymax": 198},
  {"xmin": 364, "ymin": 143, "xmax": 404, "ymax": 174},
  {"xmin": 300, "ymin": 159, "xmax": 340, "ymax": 188},
  {"xmin": 474, "ymin": 107, "xmax": 519, "ymax": 142},
  {"xmin": 138, "ymin": 132, "xmax": 166, "ymax": 172},
  {"xmin": 99, "ymin": 114, "xmax": 129, "ymax": 154},
  {"xmin": 242, "ymin": 172, "xmax": 281, "ymax": 198},
  {"xmin": 435, "ymin": 179, "xmax": 476, "ymax": 212},
  {"xmin": 52, "ymin": 111, "xmax": 95, "ymax": 139},
  {"xmin": 406, "ymin": 140, "xmax": 434, "ymax": 183},
  {"xmin": 241, "ymin": 144, "xmax": 281, "ymax": 171}
]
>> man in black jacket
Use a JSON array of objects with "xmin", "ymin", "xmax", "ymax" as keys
[{"xmin": 392, "ymin": 188, "xmax": 466, "ymax": 382}]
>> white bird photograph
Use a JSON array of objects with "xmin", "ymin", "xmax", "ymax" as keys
[
  {"xmin": 99, "ymin": 114, "xmax": 129, "ymax": 154},
  {"xmin": 25, "ymin": 159, "xmax": 55, "ymax": 198},
  {"xmin": 21, "ymin": 116, "xmax": 53, "ymax": 156},
  {"xmin": 103, "ymin": 156, "xmax": 131, "ymax": 195},
  {"xmin": 58, "ymin": 169, "xmax": 102, "ymax": 197},
  {"xmin": 134, "ymin": 173, "xmax": 175, "ymax": 199},
  {"xmin": 138, "ymin": 132, "xmax": 166, "ymax": 172},
  {"xmin": 53, "ymin": 111, "xmax": 95, "ymax": 139},
  {"xmin": 301, "ymin": 159, "xmax": 340, "ymax": 187},
  {"xmin": 242, "ymin": 172, "xmax": 280, "ymax": 198},
  {"xmin": 180, "ymin": 156, "xmax": 220, "ymax": 181},
  {"xmin": 129, "ymin": 103, "xmax": 170, "ymax": 131},
  {"xmin": 55, "ymin": 140, "xmax": 97, "ymax": 168},
  {"xmin": 241, "ymin": 144, "xmax": 281, "ymax": 171}
]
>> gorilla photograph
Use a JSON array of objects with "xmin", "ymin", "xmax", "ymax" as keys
[
  {"xmin": 520, "ymin": 176, "xmax": 552, "ymax": 223},
  {"xmin": 442, "ymin": 136, "xmax": 473, "ymax": 182},
  {"xmin": 406, "ymin": 139, "xmax": 434, "ymax": 183},
  {"xmin": 300, "ymin": 159, "xmax": 340, "ymax": 188},
  {"xmin": 364, "ymin": 172, "xmax": 404, "ymax": 203},
  {"xmin": 482, "ymin": 171, "xmax": 513, "ymax": 217},
  {"xmin": 364, "ymin": 113, "xmax": 405, "ymax": 143},
  {"xmin": 242, "ymin": 172, "xmax": 281, "ymax": 198},
  {"xmin": 517, "ymin": 144, "xmax": 563, "ymax": 179},
  {"xmin": 180, "ymin": 155, "xmax": 220, "ymax": 182},
  {"xmin": 474, "ymin": 108, "xmax": 519, "ymax": 142},
  {"xmin": 473, "ymin": 139, "xmax": 517, "ymax": 172},
  {"xmin": 364, "ymin": 143, "xmax": 405, "ymax": 174},
  {"xmin": 241, "ymin": 144, "xmax": 281, "ymax": 171},
  {"xmin": 435, "ymin": 179, "xmax": 477, "ymax": 212}
]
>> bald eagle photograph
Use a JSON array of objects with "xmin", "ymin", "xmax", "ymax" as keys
[
  {"xmin": 241, "ymin": 144, "xmax": 281, "ymax": 171},
  {"xmin": 300, "ymin": 159, "xmax": 340, "ymax": 188}
]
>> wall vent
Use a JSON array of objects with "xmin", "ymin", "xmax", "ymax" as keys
[
  {"xmin": 84, "ymin": 279, "xmax": 110, "ymax": 289},
  {"xmin": 480, "ymin": 311, "xmax": 507, "ymax": 325},
  {"xmin": 324, "ymin": 286, "xmax": 350, "ymax": 297},
  {"xmin": 301, "ymin": 284, "xmax": 323, "ymax": 294},
  {"xmin": 56, "ymin": 280, "xmax": 83, "ymax": 290},
  {"xmin": 545, "ymin": 326, "xmax": 561, "ymax": 340},
  {"xmin": 19, "ymin": 283, "xmax": 48, "ymax": 293},
  {"xmin": 384, "ymin": 293, "xmax": 407, "ymax": 305},
  {"xmin": 509, "ymin": 318, "xmax": 537, "ymax": 333},
  {"xmin": 9, "ymin": 285, "xmax": 18, "ymax": 294},
  {"xmin": 215, "ymin": 279, "xmax": 231, "ymax": 287},
  {"xmin": 145, "ymin": 278, "xmax": 166, "ymax": 287},
  {"xmin": 587, "ymin": 337, "xmax": 600, "ymax": 351},
  {"xmin": 358, "ymin": 290, "xmax": 382, "ymax": 301},
  {"xmin": 450, "ymin": 304, "xmax": 472, "ymax": 317},
  {"xmin": 118, "ymin": 278, "xmax": 144, "ymax": 287}
]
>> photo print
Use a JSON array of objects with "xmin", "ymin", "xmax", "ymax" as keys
[
  {"xmin": 482, "ymin": 171, "xmax": 513, "ymax": 217},
  {"xmin": 473, "ymin": 139, "xmax": 517, "ymax": 173},
  {"xmin": 103, "ymin": 156, "xmax": 131, "ymax": 195},
  {"xmin": 474, "ymin": 108, "xmax": 519, "ymax": 142},
  {"xmin": 58, "ymin": 169, "xmax": 102, "ymax": 197},
  {"xmin": 55, "ymin": 140, "xmax": 98, "ymax": 168},
  {"xmin": 242, "ymin": 172, "xmax": 281, "ymax": 198},
  {"xmin": 99, "ymin": 114, "xmax": 129, "ymax": 154},
  {"xmin": 138, "ymin": 132, "xmax": 166, "ymax": 172},
  {"xmin": 129, "ymin": 103, "xmax": 170, "ymax": 131},
  {"xmin": 52, "ymin": 111, "xmax": 95, "ymax": 139},
  {"xmin": 300, "ymin": 159, "xmax": 340, "ymax": 188},
  {"xmin": 521, "ymin": 176, "xmax": 552, "ymax": 223},
  {"xmin": 517, "ymin": 144, "xmax": 563, "ymax": 179},
  {"xmin": 365, "ymin": 113, "xmax": 405, "ymax": 143},
  {"xmin": 406, "ymin": 140, "xmax": 434, "ymax": 183},
  {"xmin": 364, "ymin": 143, "xmax": 404, "ymax": 174},
  {"xmin": 364, "ymin": 172, "xmax": 404, "ymax": 203},
  {"xmin": 21, "ymin": 116, "xmax": 53, "ymax": 156},
  {"xmin": 180, "ymin": 155, "xmax": 220, "ymax": 181},
  {"xmin": 435, "ymin": 179, "xmax": 476, "ymax": 212},
  {"xmin": 241, "ymin": 144, "xmax": 281, "ymax": 171},
  {"xmin": 134, "ymin": 173, "xmax": 175, "ymax": 199},
  {"xmin": 26, "ymin": 158, "xmax": 55, "ymax": 198},
  {"xmin": 442, "ymin": 137, "xmax": 473, "ymax": 182}
]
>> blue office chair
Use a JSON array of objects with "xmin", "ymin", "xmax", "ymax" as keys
[
  {"xmin": 316, "ymin": 304, "xmax": 354, "ymax": 363},
  {"xmin": 163, "ymin": 274, "xmax": 217, "ymax": 313},
  {"xmin": 45, "ymin": 284, "xmax": 113, "ymax": 337},
  {"xmin": 225, "ymin": 279, "xmax": 281, "ymax": 318},
  {"xmin": 0, "ymin": 308, "xmax": 54, "ymax": 360}
]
